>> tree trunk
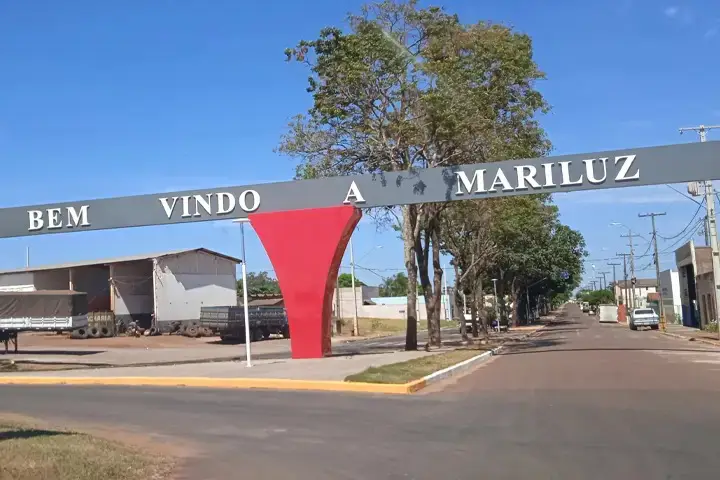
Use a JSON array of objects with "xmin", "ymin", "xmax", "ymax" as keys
[
  {"xmin": 497, "ymin": 272, "xmax": 506, "ymax": 326},
  {"xmin": 416, "ymin": 228, "xmax": 438, "ymax": 348},
  {"xmin": 429, "ymin": 225, "xmax": 443, "ymax": 347},
  {"xmin": 469, "ymin": 293, "xmax": 478, "ymax": 338},
  {"xmin": 402, "ymin": 205, "xmax": 418, "ymax": 351},
  {"xmin": 474, "ymin": 278, "xmax": 487, "ymax": 338},
  {"xmin": 511, "ymin": 278, "xmax": 521, "ymax": 327},
  {"xmin": 454, "ymin": 263, "xmax": 467, "ymax": 342}
]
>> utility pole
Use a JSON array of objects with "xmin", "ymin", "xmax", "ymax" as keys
[
  {"xmin": 349, "ymin": 237, "xmax": 359, "ymax": 336},
  {"xmin": 617, "ymin": 253, "xmax": 630, "ymax": 309},
  {"xmin": 608, "ymin": 262, "xmax": 620, "ymax": 304},
  {"xmin": 679, "ymin": 124, "xmax": 720, "ymax": 339},
  {"xmin": 620, "ymin": 232, "xmax": 636, "ymax": 310},
  {"xmin": 598, "ymin": 271, "xmax": 609, "ymax": 290},
  {"xmin": 639, "ymin": 212, "xmax": 667, "ymax": 331}
]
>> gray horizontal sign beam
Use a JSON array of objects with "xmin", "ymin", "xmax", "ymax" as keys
[{"xmin": 1, "ymin": 141, "xmax": 718, "ymax": 239}]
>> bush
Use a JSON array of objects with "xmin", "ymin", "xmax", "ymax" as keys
[{"xmin": 703, "ymin": 320, "xmax": 718, "ymax": 333}]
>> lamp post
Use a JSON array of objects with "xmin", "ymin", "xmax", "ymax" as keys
[{"xmin": 233, "ymin": 219, "xmax": 253, "ymax": 367}]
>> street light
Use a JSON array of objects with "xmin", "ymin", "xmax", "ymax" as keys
[{"xmin": 232, "ymin": 218, "xmax": 253, "ymax": 367}]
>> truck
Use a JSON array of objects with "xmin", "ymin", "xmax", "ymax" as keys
[
  {"xmin": 629, "ymin": 308, "xmax": 660, "ymax": 331},
  {"xmin": 199, "ymin": 305, "xmax": 289, "ymax": 342},
  {"xmin": 0, "ymin": 290, "xmax": 89, "ymax": 353}
]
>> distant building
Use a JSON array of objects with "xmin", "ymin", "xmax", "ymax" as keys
[
  {"xmin": 331, "ymin": 286, "xmax": 451, "ymax": 321},
  {"xmin": 0, "ymin": 248, "xmax": 239, "ymax": 330},
  {"xmin": 675, "ymin": 240, "xmax": 715, "ymax": 328},
  {"xmin": 612, "ymin": 279, "xmax": 657, "ymax": 309}
]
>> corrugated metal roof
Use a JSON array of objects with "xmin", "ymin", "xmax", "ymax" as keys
[{"xmin": 0, "ymin": 248, "xmax": 241, "ymax": 275}]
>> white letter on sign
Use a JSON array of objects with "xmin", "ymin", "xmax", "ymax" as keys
[
  {"xmin": 343, "ymin": 181, "xmax": 366, "ymax": 204},
  {"xmin": 28, "ymin": 210, "xmax": 44, "ymax": 231},
  {"xmin": 614, "ymin": 155, "xmax": 640, "ymax": 182},
  {"xmin": 238, "ymin": 190, "xmax": 260, "ymax": 212},
  {"xmin": 66, "ymin": 205, "xmax": 90, "ymax": 228},
  {"xmin": 455, "ymin": 170, "xmax": 486, "ymax": 195}
]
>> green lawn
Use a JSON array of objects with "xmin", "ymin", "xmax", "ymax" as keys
[
  {"xmin": 0, "ymin": 421, "xmax": 173, "ymax": 480},
  {"xmin": 345, "ymin": 347, "xmax": 489, "ymax": 384}
]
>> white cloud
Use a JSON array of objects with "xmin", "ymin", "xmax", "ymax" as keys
[
  {"xmin": 663, "ymin": 6, "xmax": 694, "ymax": 24},
  {"xmin": 664, "ymin": 6, "xmax": 679, "ymax": 17}
]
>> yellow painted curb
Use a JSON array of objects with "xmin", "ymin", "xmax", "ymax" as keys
[{"xmin": 0, "ymin": 376, "xmax": 419, "ymax": 395}]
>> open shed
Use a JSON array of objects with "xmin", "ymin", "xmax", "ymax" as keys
[{"xmin": 0, "ymin": 248, "xmax": 239, "ymax": 330}]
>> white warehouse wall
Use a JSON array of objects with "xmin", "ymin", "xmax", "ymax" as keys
[
  {"xmin": 154, "ymin": 250, "xmax": 237, "ymax": 324},
  {"xmin": 0, "ymin": 272, "xmax": 35, "ymax": 292},
  {"xmin": 111, "ymin": 261, "xmax": 154, "ymax": 325}
]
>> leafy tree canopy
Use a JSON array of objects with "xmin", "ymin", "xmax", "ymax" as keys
[
  {"xmin": 237, "ymin": 271, "xmax": 281, "ymax": 297},
  {"xmin": 379, "ymin": 272, "xmax": 410, "ymax": 297},
  {"xmin": 338, "ymin": 273, "xmax": 366, "ymax": 288}
]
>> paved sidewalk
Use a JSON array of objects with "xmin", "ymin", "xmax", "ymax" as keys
[
  {"xmin": 662, "ymin": 323, "xmax": 720, "ymax": 347},
  {"xmin": 0, "ymin": 350, "xmax": 432, "ymax": 381}
]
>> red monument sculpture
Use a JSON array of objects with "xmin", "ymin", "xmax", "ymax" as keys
[{"xmin": 250, "ymin": 206, "xmax": 362, "ymax": 359}]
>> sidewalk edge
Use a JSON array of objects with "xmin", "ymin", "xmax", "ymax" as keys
[{"xmin": 0, "ymin": 376, "xmax": 414, "ymax": 394}]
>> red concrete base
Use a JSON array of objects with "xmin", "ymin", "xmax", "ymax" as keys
[{"xmin": 250, "ymin": 206, "xmax": 361, "ymax": 359}]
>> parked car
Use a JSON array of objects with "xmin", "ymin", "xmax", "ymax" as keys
[
  {"xmin": 629, "ymin": 308, "xmax": 660, "ymax": 331},
  {"xmin": 581, "ymin": 302, "xmax": 590, "ymax": 313}
]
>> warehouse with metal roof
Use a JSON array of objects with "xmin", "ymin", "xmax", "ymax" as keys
[{"xmin": 0, "ymin": 248, "xmax": 240, "ymax": 330}]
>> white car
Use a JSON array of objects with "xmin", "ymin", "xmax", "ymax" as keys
[{"xmin": 629, "ymin": 308, "xmax": 659, "ymax": 331}]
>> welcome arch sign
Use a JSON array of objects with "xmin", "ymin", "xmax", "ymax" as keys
[{"xmin": 1, "ymin": 141, "xmax": 719, "ymax": 358}]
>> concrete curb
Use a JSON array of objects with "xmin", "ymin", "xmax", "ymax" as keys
[
  {"xmin": 407, "ymin": 323, "xmax": 549, "ymax": 393},
  {"xmin": 661, "ymin": 331, "xmax": 720, "ymax": 348},
  {"xmin": 0, "ymin": 376, "xmax": 416, "ymax": 395},
  {"xmin": 0, "ymin": 325, "xmax": 551, "ymax": 395},
  {"xmin": 408, "ymin": 347, "xmax": 501, "ymax": 392}
]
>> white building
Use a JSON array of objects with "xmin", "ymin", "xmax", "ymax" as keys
[
  {"xmin": 612, "ymin": 279, "xmax": 657, "ymax": 309},
  {"xmin": 332, "ymin": 286, "xmax": 451, "ymax": 321},
  {"xmin": 659, "ymin": 269, "xmax": 682, "ymax": 322},
  {"xmin": 0, "ymin": 248, "xmax": 239, "ymax": 330}
]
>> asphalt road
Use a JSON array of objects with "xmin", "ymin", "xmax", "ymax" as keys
[{"xmin": 2, "ymin": 305, "xmax": 719, "ymax": 479}]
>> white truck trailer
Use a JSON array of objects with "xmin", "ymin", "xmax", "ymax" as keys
[{"xmin": 0, "ymin": 290, "xmax": 89, "ymax": 353}]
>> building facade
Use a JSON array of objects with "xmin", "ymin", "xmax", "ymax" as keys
[
  {"xmin": 612, "ymin": 279, "xmax": 657, "ymax": 309},
  {"xmin": 0, "ymin": 248, "xmax": 239, "ymax": 330},
  {"xmin": 675, "ymin": 240, "xmax": 714, "ymax": 328}
]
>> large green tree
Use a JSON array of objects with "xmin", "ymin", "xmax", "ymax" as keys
[
  {"xmin": 487, "ymin": 197, "xmax": 585, "ymax": 325},
  {"xmin": 379, "ymin": 272, "xmax": 410, "ymax": 297},
  {"xmin": 438, "ymin": 200, "xmax": 498, "ymax": 339},
  {"xmin": 237, "ymin": 271, "xmax": 281, "ymax": 297},
  {"xmin": 280, "ymin": 0, "xmax": 550, "ymax": 349},
  {"xmin": 337, "ymin": 273, "xmax": 366, "ymax": 288}
]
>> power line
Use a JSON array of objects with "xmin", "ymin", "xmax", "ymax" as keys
[
  {"xmin": 666, "ymin": 184, "xmax": 703, "ymax": 206},
  {"xmin": 657, "ymin": 197, "xmax": 706, "ymax": 241}
]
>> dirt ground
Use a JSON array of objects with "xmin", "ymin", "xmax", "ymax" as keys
[{"xmin": 18, "ymin": 331, "xmax": 222, "ymax": 349}]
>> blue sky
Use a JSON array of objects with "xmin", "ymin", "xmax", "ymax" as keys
[{"xmin": 1, "ymin": 0, "xmax": 719, "ymax": 288}]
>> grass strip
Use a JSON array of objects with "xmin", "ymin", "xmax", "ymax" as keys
[
  {"xmin": 345, "ymin": 347, "xmax": 490, "ymax": 384},
  {"xmin": 0, "ymin": 421, "xmax": 173, "ymax": 480}
]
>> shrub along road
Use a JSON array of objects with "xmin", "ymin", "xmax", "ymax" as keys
[{"xmin": 0, "ymin": 305, "xmax": 718, "ymax": 479}]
